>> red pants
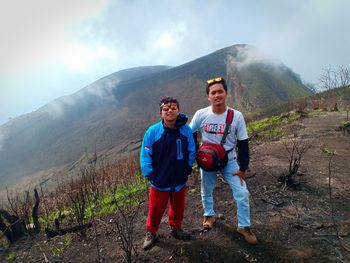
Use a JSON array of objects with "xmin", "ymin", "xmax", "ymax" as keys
[{"xmin": 146, "ymin": 186, "xmax": 186, "ymax": 233}]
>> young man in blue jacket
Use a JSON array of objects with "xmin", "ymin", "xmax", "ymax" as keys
[{"xmin": 140, "ymin": 96, "xmax": 196, "ymax": 250}]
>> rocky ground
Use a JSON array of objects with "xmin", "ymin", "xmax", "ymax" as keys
[{"xmin": 1, "ymin": 111, "xmax": 349, "ymax": 262}]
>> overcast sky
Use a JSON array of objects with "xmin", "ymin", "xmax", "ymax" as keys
[{"xmin": 1, "ymin": 0, "xmax": 349, "ymax": 125}]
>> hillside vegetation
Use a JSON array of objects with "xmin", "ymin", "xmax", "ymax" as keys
[{"xmin": 1, "ymin": 95, "xmax": 349, "ymax": 262}]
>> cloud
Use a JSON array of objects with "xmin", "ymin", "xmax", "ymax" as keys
[
  {"xmin": 0, "ymin": 0, "xmax": 109, "ymax": 73},
  {"xmin": 57, "ymin": 42, "xmax": 117, "ymax": 72},
  {"xmin": 41, "ymin": 100, "xmax": 66, "ymax": 119},
  {"xmin": 1, "ymin": 0, "xmax": 350, "ymax": 124},
  {"xmin": 256, "ymin": 0, "xmax": 350, "ymax": 83},
  {"xmin": 86, "ymin": 77, "xmax": 119, "ymax": 99},
  {"xmin": 41, "ymin": 75, "xmax": 120, "ymax": 119},
  {"xmin": 0, "ymin": 128, "xmax": 6, "ymax": 151},
  {"xmin": 236, "ymin": 45, "xmax": 281, "ymax": 68},
  {"xmin": 225, "ymin": 45, "xmax": 283, "ymax": 77}
]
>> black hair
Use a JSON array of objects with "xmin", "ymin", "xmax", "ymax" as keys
[{"xmin": 206, "ymin": 77, "xmax": 227, "ymax": 95}]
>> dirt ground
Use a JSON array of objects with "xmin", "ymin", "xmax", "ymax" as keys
[{"xmin": 1, "ymin": 111, "xmax": 349, "ymax": 262}]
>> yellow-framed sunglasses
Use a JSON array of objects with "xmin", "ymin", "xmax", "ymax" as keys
[{"xmin": 206, "ymin": 77, "xmax": 224, "ymax": 85}]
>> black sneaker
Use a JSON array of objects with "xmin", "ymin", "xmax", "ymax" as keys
[
  {"xmin": 171, "ymin": 228, "xmax": 192, "ymax": 240},
  {"xmin": 143, "ymin": 232, "xmax": 159, "ymax": 250}
]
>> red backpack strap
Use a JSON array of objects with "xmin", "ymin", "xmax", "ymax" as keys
[
  {"xmin": 226, "ymin": 109, "xmax": 234, "ymax": 124},
  {"xmin": 220, "ymin": 109, "xmax": 234, "ymax": 145}
]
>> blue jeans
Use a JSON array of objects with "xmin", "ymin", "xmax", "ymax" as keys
[{"xmin": 200, "ymin": 161, "xmax": 251, "ymax": 228}]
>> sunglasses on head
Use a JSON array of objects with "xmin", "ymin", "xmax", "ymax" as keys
[{"xmin": 206, "ymin": 77, "xmax": 224, "ymax": 85}]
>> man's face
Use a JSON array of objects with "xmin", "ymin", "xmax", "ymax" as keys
[
  {"xmin": 160, "ymin": 102, "xmax": 179, "ymax": 122},
  {"xmin": 207, "ymin": 83, "xmax": 227, "ymax": 106}
]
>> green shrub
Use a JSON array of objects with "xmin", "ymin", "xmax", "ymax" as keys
[{"xmin": 247, "ymin": 112, "xmax": 300, "ymax": 141}]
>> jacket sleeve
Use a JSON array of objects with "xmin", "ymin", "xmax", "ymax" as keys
[
  {"xmin": 237, "ymin": 139, "xmax": 249, "ymax": 172},
  {"xmin": 140, "ymin": 128, "xmax": 153, "ymax": 177},
  {"xmin": 186, "ymin": 126, "xmax": 196, "ymax": 167}
]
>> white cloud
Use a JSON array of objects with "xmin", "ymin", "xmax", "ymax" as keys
[
  {"xmin": 85, "ymin": 76, "xmax": 120, "ymax": 101},
  {"xmin": 157, "ymin": 32, "xmax": 174, "ymax": 49},
  {"xmin": 41, "ymin": 74, "xmax": 120, "ymax": 119},
  {"xmin": 0, "ymin": 128, "xmax": 6, "ymax": 151},
  {"xmin": 236, "ymin": 45, "xmax": 280, "ymax": 68},
  {"xmin": 0, "ymin": 0, "xmax": 109, "ymax": 73},
  {"xmin": 1, "ymin": 0, "xmax": 350, "ymax": 124},
  {"xmin": 257, "ymin": 0, "xmax": 350, "ymax": 83},
  {"xmin": 57, "ymin": 42, "xmax": 117, "ymax": 72},
  {"xmin": 155, "ymin": 21, "xmax": 188, "ymax": 50}
]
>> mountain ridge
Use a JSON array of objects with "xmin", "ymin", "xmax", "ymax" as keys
[{"xmin": 0, "ymin": 44, "xmax": 312, "ymax": 190}]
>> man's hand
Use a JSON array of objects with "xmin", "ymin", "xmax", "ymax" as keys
[{"xmin": 232, "ymin": 170, "xmax": 246, "ymax": 186}]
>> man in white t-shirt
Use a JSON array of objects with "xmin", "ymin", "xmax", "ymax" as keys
[{"xmin": 189, "ymin": 77, "xmax": 257, "ymax": 245}]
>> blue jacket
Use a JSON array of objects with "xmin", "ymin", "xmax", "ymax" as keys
[{"xmin": 140, "ymin": 114, "xmax": 196, "ymax": 191}]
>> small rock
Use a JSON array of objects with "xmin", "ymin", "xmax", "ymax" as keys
[
  {"xmin": 217, "ymin": 213, "xmax": 225, "ymax": 220},
  {"xmin": 285, "ymin": 248, "xmax": 315, "ymax": 260}
]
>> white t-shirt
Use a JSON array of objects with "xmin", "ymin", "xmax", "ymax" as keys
[{"xmin": 189, "ymin": 106, "xmax": 248, "ymax": 162}]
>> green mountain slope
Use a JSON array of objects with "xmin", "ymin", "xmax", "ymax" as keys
[{"xmin": 0, "ymin": 44, "xmax": 312, "ymax": 189}]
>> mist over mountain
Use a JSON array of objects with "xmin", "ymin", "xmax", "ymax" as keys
[{"xmin": 0, "ymin": 44, "xmax": 311, "ymax": 190}]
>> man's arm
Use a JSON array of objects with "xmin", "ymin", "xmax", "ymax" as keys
[
  {"xmin": 237, "ymin": 139, "xmax": 249, "ymax": 172},
  {"xmin": 235, "ymin": 112, "xmax": 249, "ymax": 171},
  {"xmin": 192, "ymin": 132, "xmax": 198, "ymax": 153},
  {"xmin": 232, "ymin": 112, "xmax": 250, "ymax": 185}
]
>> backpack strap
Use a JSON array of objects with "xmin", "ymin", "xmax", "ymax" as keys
[{"xmin": 220, "ymin": 109, "xmax": 234, "ymax": 145}]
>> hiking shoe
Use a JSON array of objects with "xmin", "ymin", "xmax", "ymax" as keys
[
  {"xmin": 143, "ymin": 232, "xmax": 159, "ymax": 250},
  {"xmin": 237, "ymin": 227, "xmax": 258, "ymax": 245},
  {"xmin": 202, "ymin": 216, "xmax": 215, "ymax": 230},
  {"xmin": 171, "ymin": 228, "xmax": 192, "ymax": 240}
]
